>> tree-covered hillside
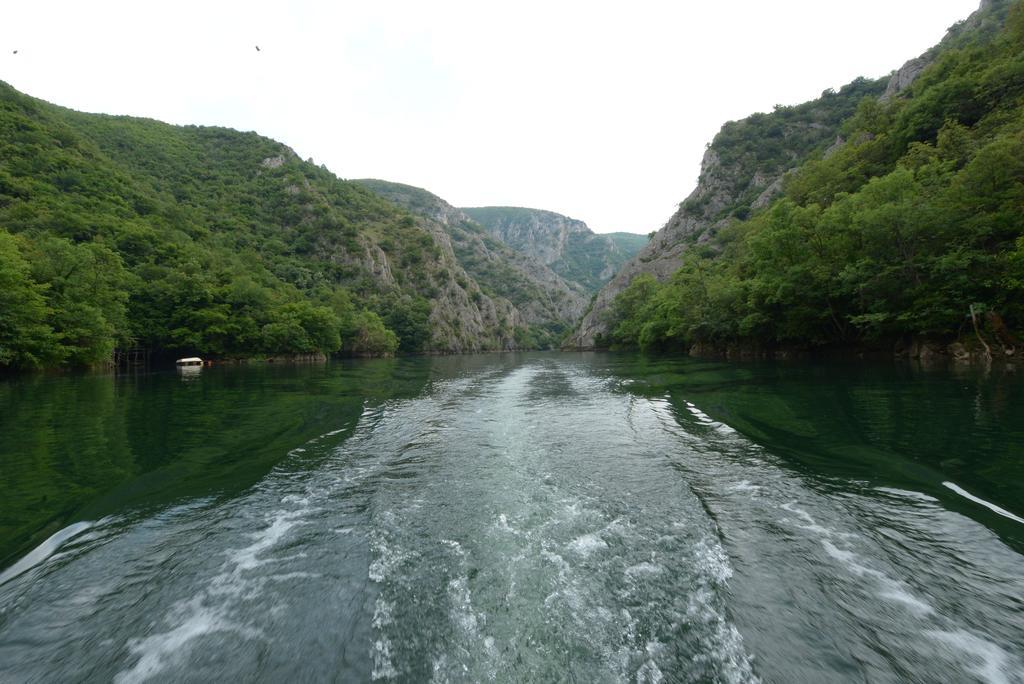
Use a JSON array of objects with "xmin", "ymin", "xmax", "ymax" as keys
[
  {"xmin": 0, "ymin": 82, "xmax": 556, "ymax": 369},
  {"xmin": 601, "ymin": 1, "xmax": 1024, "ymax": 357}
]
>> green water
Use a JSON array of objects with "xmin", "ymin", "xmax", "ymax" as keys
[{"xmin": 0, "ymin": 353, "xmax": 1021, "ymax": 682}]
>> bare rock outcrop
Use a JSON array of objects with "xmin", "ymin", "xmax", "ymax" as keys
[{"xmin": 354, "ymin": 180, "xmax": 589, "ymax": 347}]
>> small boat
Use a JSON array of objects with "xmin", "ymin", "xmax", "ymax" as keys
[{"xmin": 176, "ymin": 357, "xmax": 203, "ymax": 375}]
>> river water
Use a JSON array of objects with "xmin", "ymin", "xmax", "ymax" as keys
[{"xmin": 0, "ymin": 353, "xmax": 1021, "ymax": 682}]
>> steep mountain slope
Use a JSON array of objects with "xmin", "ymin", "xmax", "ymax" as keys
[
  {"xmin": 0, "ymin": 82, "xmax": 559, "ymax": 367},
  {"xmin": 570, "ymin": 0, "xmax": 1017, "ymax": 349},
  {"xmin": 462, "ymin": 206, "xmax": 647, "ymax": 294},
  {"xmin": 569, "ymin": 76, "xmax": 886, "ymax": 347},
  {"xmin": 606, "ymin": 232, "xmax": 650, "ymax": 258},
  {"xmin": 356, "ymin": 181, "xmax": 588, "ymax": 347},
  {"xmin": 585, "ymin": 0, "xmax": 1024, "ymax": 356}
]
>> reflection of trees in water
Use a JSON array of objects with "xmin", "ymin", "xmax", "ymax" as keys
[
  {"xmin": 0, "ymin": 372, "xmax": 131, "ymax": 568},
  {"xmin": 601, "ymin": 355, "xmax": 1024, "ymax": 538},
  {"xmin": 0, "ymin": 359, "xmax": 435, "ymax": 570}
]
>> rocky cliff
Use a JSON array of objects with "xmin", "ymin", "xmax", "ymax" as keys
[
  {"xmin": 882, "ymin": 0, "xmax": 1014, "ymax": 100},
  {"xmin": 356, "ymin": 181, "xmax": 589, "ymax": 347},
  {"xmin": 568, "ymin": 0, "xmax": 1010, "ymax": 349},
  {"xmin": 462, "ymin": 207, "xmax": 647, "ymax": 294},
  {"xmin": 567, "ymin": 78, "xmax": 885, "ymax": 347}
]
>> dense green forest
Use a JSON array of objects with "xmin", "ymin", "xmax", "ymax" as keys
[
  {"xmin": 600, "ymin": 3, "xmax": 1024, "ymax": 356},
  {"xmin": 0, "ymin": 83, "xmax": 531, "ymax": 369}
]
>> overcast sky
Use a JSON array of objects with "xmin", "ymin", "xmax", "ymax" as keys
[{"xmin": 2, "ymin": 0, "xmax": 981, "ymax": 234}]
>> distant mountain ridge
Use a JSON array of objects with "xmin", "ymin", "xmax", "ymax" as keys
[{"xmin": 462, "ymin": 207, "xmax": 648, "ymax": 294}]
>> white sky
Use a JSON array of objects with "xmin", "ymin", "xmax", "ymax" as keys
[{"xmin": 1, "ymin": 0, "xmax": 980, "ymax": 234}]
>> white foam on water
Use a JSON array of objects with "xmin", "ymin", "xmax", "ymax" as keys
[
  {"xmin": 779, "ymin": 500, "xmax": 1024, "ymax": 682},
  {"xmin": 540, "ymin": 551, "xmax": 572, "ymax": 610},
  {"xmin": 635, "ymin": 658, "xmax": 665, "ymax": 683},
  {"xmin": 115, "ymin": 504, "xmax": 309, "ymax": 682},
  {"xmin": 568, "ymin": 533, "xmax": 607, "ymax": 557},
  {"xmin": 820, "ymin": 540, "xmax": 935, "ymax": 617},
  {"xmin": 541, "ymin": 550, "xmax": 570, "ymax": 574},
  {"xmin": 819, "ymin": 539, "xmax": 860, "ymax": 567},
  {"xmin": 368, "ymin": 518, "xmax": 419, "ymax": 584},
  {"xmin": 370, "ymin": 597, "xmax": 397, "ymax": 680},
  {"xmin": 877, "ymin": 587, "xmax": 935, "ymax": 617},
  {"xmin": 372, "ymin": 599, "xmax": 393, "ymax": 629},
  {"xmin": 875, "ymin": 487, "xmax": 939, "ymax": 503},
  {"xmin": 654, "ymin": 529, "xmax": 761, "ymax": 683},
  {"xmin": 784, "ymin": 502, "xmax": 935, "ymax": 618},
  {"xmin": 942, "ymin": 482, "xmax": 1024, "ymax": 524},
  {"xmin": 684, "ymin": 587, "xmax": 761, "ymax": 684},
  {"xmin": 429, "ymin": 654, "xmax": 451, "ymax": 683},
  {"xmin": 264, "ymin": 571, "xmax": 318, "ymax": 583},
  {"xmin": 624, "ymin": 562, "xmax": 665, "ymax": 578},
  {"xmin": 228, "ymin": 509, "xmax": 306, "ymax": 572},
  {"xmin": 447, "ymin": 573, "xmax": 481, "ymax": 635},
  {"xmin": 343, "ymin": 464, "xmax": 380, "ymax": 485},
  {"xmin": 0, "ymin": 520, "xmax": 94, "ymax": 586},
  {"xmin": 727, "ymin": 480, "xmax": 763, "ymax": 494},
  {"xmin": 688, "ymin": 408, "xmax": 717, "ymax": 424},
  {"xmin": 368, "ymin": 543, "xmax": 405, "ymax": 584},
  {"xmin": 438, "ymin": 537, "xmax": 502, "ymax": 681},
  {"xmin": 692, "ymin": 536, "xmax": 734, "ymax": 585},
  {"xmin": 563, "ymin": 500, "xmax": 584, "ymax": 518},
  {"xmin": 926, "ymin": 629, "xmax": 1019, "ymax": 684},
  {"xmin": 495, "ymin": 513, "xmax": 517, "ymax": 534},
  {"xmin": 780, "ymin": 502, "xmax": 851, "ymax": 539},
  {"xmin": 114, "ymin": 597, "xmax": 260, "ymax": 684},
  {"xmin": 371, "ymin": 637, "xmax": 398, "ymax": 680},
  {"xmin": 683, "ymin": 400, "xmax": 739, "ymax": 436}
]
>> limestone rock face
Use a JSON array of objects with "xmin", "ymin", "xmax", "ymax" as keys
[
  {"xmin": 355, "ymin": 180, "xmax": 589, "ymax": 348},
  {"xmin": 260, "ymin": 154, "xmax": 287, "ymax": 169},
  {"xmin": 567, "ymin": 124, "xmax": 827, "ymax": 348},
  {"xmin": 883, "ymin": 56, "xmax": 931, "ymax": 99},
  {"xmin": 409, "ymin": 220, "xmax": 521, "ymax": 353},
  {"xmin": 462, "ymin": 207, "xmax": 648, "ymax": 295},
  {"xmin": 465, "ymin": 208, "xmax": 589, "ymax": 265},
  {"xmin": 363, "ymin": 245, "xmax": 396, "ymax": 287}
]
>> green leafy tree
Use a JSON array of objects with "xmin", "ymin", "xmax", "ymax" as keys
[
  {"xmin": 26, "ymin": 236, "xmax": 133, "ymax": 365},
  {"xmin": 0, "ymin": 231, "xmax": 59, "ymax": 367}
]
